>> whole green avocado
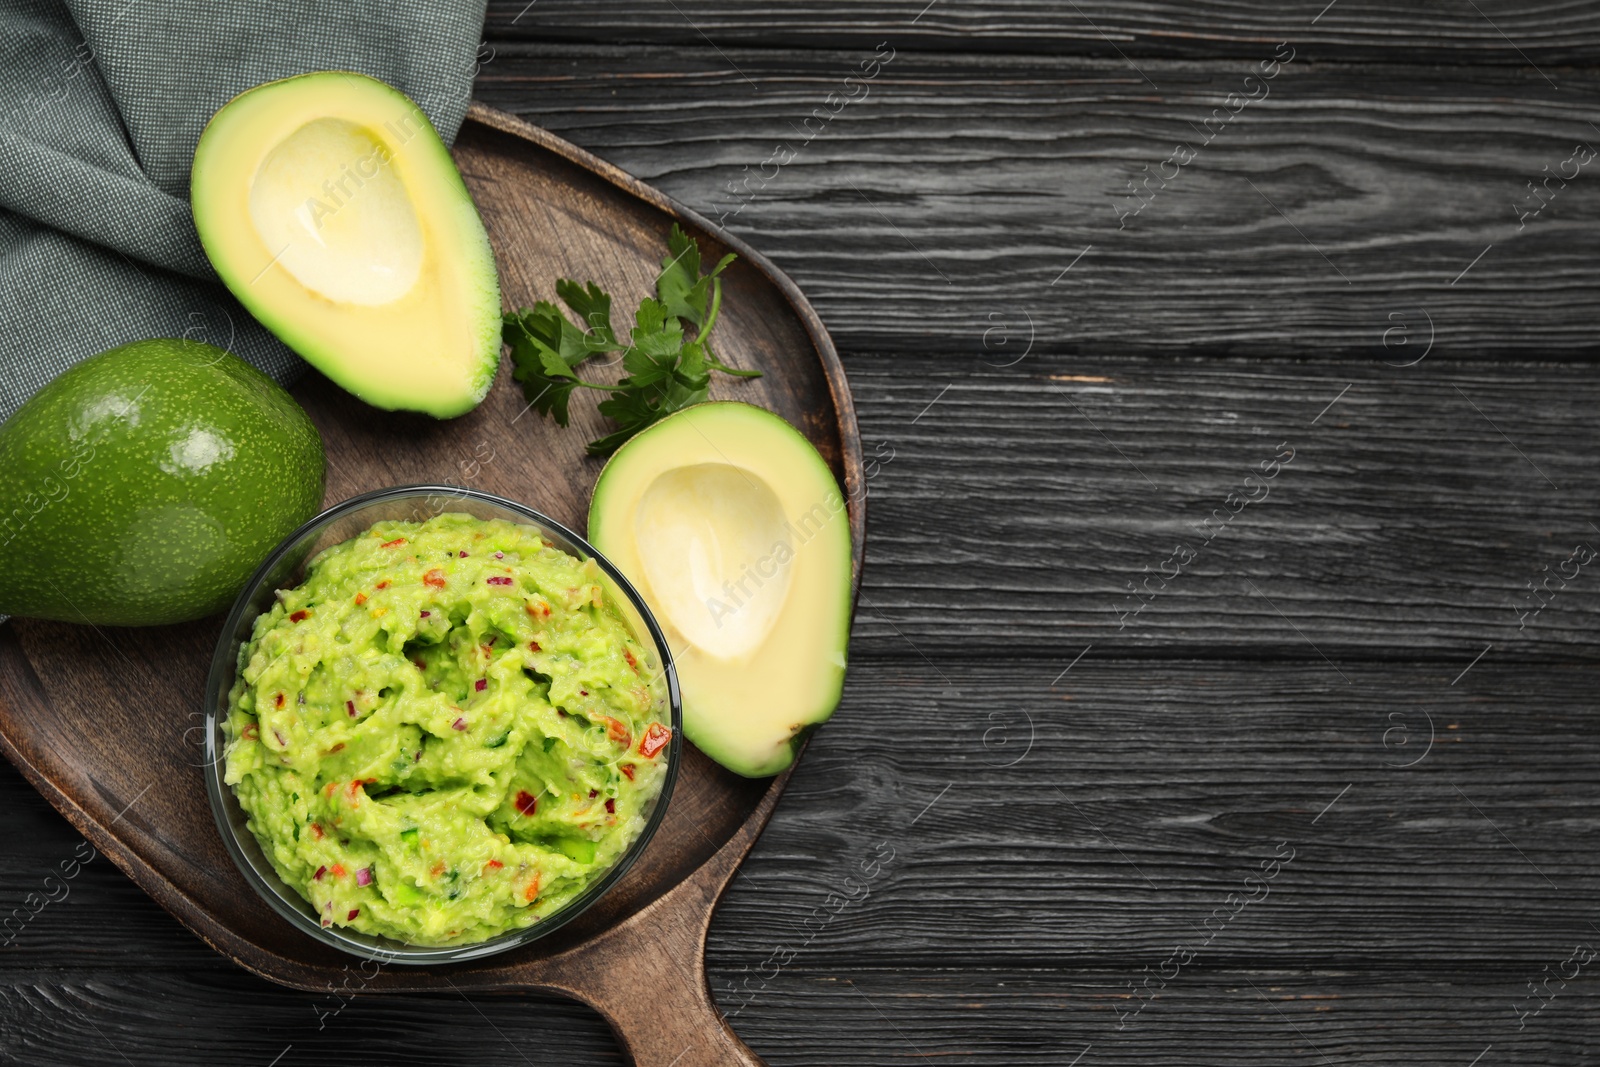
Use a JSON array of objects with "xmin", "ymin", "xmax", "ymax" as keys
[{"xmin": 0, "ymin": 339, "xmax": 326, "ymax": 626}]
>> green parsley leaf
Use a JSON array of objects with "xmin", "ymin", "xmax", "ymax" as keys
[
  {"xmin": 502, "ymin": 303, "xmax": 581, "ymax": 425},
  {"xmin": 554, "ymin": 279, "xmax": 621, "ymax": 351},
  {"xmin": 503, "ymin": 226, "xmax": 762, "ymax": 455}
]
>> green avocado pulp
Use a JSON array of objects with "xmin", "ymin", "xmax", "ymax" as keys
[{"xmin": 222, "ymin": 513, "xmax": 673, "ymax": 946}]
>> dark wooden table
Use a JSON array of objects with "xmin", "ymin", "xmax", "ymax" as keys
[{"xmin": 5, "ymin": 4, "xmax": 1599, "ymax": 1063}]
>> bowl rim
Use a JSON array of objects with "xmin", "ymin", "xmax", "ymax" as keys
[{"xmin": 202, "ymin": 483, "xmax": 682, "ymax": 966}]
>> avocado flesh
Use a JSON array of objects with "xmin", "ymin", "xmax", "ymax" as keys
[
  {"xmin": 0, "ymin": 339, "xmax": 326, "ymax": 626},
  {"xmin": 191, "ymin": 71, "xmax": 500, "ymax": 419},
  {"xmin": 588, "ymin": 403, "xmax": 852, "ymax": 777}
]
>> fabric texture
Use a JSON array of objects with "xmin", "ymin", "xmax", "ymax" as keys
[{"xmin": 0, "ymin": 0, "xmax": 487, "ymax": 422}]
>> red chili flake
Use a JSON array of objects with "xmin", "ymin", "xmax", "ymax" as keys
[
  {"xmin": 380, "ymin": 538, "xmax": 406, "ymax": 549},
  {"xmin": 347, "ymin": 780, "xmax": 361, "ymax": 798},
  {"xmin": 487, "ymin": 576, "xmax": 513, "ymax": 586},
  {"xmin": 423, "ymin": 568, "xmax": 447, "ymax": 589},
  {"xmin": 605, "ymin": 798, "xmax": 616, "ymax": 814},
  {"xmin": 452, "ymin": 716, "xmax": 468, "ymax": 731},
  {"xmin": 330, "ymin": 863, "xmax": 347, "ymax": 878},
  {"xmin": 274, "ymin": 692, "xmax": 285, "ymax": 708},
  {"xmin": 310, "ymin": 823, "xmax": 324, "ymax": 840},
  {"xmin": 514, "ymin": 790, "xmax": 538, "ymax": 817},
  {"xmin": 420, "ymin": 610, "xmax": 431, "ymax": 618},
  {"xmin": 485, "ymin": 859, "xmax": 504, "ymax": 871},
  {"xmin": 376, "ymin": 581, "xmax": 390, "ymax": 590},
  {"xmin": 475, "ymin": 679, "xmax": 487, "ymax": 692},
  {"xmin": 524, "ymin": 875, "xmax": 540, "ymax": 902},
  {"xmin": 324, "ymin": 782, "xmax": 337, "ymax": 798},
  {"xmin": 430, "ymin": 861, "xmax": 446, "ymax": 878},
  {"xmin": 528, "ymin": 640, "xmax": 541, "ymax": 652},
  {"xmin": 621, "ymin": 764, "xmax": 636, "ymax": 781},
  {"xmin": 602, "ymin": 716, "xmax": 631, "ymax": 746},
  {"xmin": 241, "ymin": 723, "xmax": 259, "ymax": 741},
  {"xmin": 638, "ymin": 723, "xmax": 672, "ymax": 759},
  {"xmin": 346, "ymin": 700, "xmax": 357, "ymax": 717},
  {"xmin": 579, "ymin": 689, "xmax": 589, "ymax": 697},
  {"xmin": 313, "ymin": 864, "xmax": 327, "ymax": 881},
  {"xmin": 327, "ymin": 742, "xmax": 345, "ymax": 754},
  {"xmin": 623, "ymin": 649, "xmax": 638, "ymax": 671},
  {"xmin": 524, "ymin": 601, "xmax": 550, "ymax": 619},
  {"xmin": 289, "ymin": 609, "xmax": 310, "ymax": 623},
  {"xmin": 347, "ymin": 908, "xmax": 360, "ymax": 921},
  {"xmin": 354, "ymin": 592, "xmax": 367, "ymax": 606}
]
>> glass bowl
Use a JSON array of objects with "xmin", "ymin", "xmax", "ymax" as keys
[{"xmin": 203, "ymin": 485, "xmax": 682, "ymax": 965}]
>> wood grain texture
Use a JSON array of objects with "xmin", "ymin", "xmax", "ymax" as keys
[
  {"xmin": 485, "ymin": 0, "xmax": 1600, "ymax": 65},
  {"xmin": 843, "ymin": 352, "xmax": 1600, "ymax": 659},
  {"xmin": 6, "ymin": 955, "xmax": 1597, "ymax": 1067},
  {"xmin": 473, "ymin": 47, "xmax": 1600, "ymax": 357},
  {"xmin": 709, "ymin": 655, "xmax": 1600, "ymax": 972},
  {"xmin": 4, "ymin": 5, "xmax": 1600, "ymax": 1065}
]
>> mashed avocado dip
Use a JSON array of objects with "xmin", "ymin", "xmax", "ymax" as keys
[{"xmin": 223, "ymin": 513, "xmax": 672, "ymax": 946}]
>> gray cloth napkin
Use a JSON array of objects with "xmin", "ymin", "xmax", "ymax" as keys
[{"xmin": 0, "ymin": 0, "xmax": 487, "ymax": 423}]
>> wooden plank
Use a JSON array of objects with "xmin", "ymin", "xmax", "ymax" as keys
[
  {"xmin": 0, "ymin": 969, "xmax": 620, "ymax": 1065},
  {"xmin": 485, "ymin": 0, "xmax": 1600, "ymax": 65},
  {"xmin": 473, "ymin": 48, "xmax": 1600, "ymax": 357},
  {"xmin": 710, "ymin": 656, "xmax": 1600, "ymax": 973},
  {"xmin": 1, "ymin": 959, "xmax": 1594, "ymax": 1065},
  {"xmin": 841, "ymin": 352, "xmax": 1600, "ymax": 658},
  {"xmin": 722, "ymin": 972, "xmax": 1594, "ymax": 1067}
]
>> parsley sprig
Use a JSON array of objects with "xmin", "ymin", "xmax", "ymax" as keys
[{"xmin": 503, "ymin": 225, "xmax": 761, "ymax": 457}]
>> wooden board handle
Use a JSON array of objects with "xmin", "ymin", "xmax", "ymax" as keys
[
  {"xmin": 531, "ymin": 774, "xmax": 791, "ymax": 1065},
  {"xmin": 576, "ymin": 936, "xmax": 764, "ymax": 1066},
  {"xmin": 546, "ymin": 860, "xmax": 766, "ymax": 1065}
]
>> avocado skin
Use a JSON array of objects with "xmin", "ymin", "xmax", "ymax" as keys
[{"xmin": 0, "ymin": 340, "xmax": 326, "ymax": 626}]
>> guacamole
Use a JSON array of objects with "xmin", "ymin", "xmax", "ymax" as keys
[{"xmin": 222, "ymin": 513, "xmax": 673, "ymax": 946}]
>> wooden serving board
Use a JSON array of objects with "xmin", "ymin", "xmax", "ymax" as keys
[{"xmin": 0, "ymin": 103, "xmax": 864, "ymax": 1066}]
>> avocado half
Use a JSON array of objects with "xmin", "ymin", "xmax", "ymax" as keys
[
  {"xmin": 588, "ymin": 402, "xmax": 852, "ymax": 777},
  {"xmin": 191, "ymin": 72, "xmax": 501, "ymax": 418}
]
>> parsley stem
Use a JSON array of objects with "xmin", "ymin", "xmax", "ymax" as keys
[{"xmin": 695, "ymin": 277, "xmax": 723, "ymax": 346}]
